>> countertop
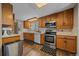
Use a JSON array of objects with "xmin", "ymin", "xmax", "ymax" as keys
[
  {"xmin": 57, "ymin": 32, "xmax": 77, "ymax": 36},
  {"xmin": 23, "ymin": 29, "xmax": 45, "ymax": 34},
  {"xmin": 2, "ymin": 34, "xmax": 20, "ymax": 38}
]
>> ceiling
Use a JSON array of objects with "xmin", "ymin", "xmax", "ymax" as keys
[{"xmin": 12, "ymin": 3, "xmax": 76, "ymax": 21}]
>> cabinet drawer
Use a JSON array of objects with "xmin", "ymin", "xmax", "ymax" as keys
[
  {"xmin": 2, "ymin": 36, "xmax": 20, "ymax": 44},
  {"xmin": 57, "ymin": 35, "xmax": 76, "ymax": 40}
]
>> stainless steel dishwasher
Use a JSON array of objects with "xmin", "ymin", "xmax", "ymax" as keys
[{"xmin": 2, "ymin": 41, "xmax": 23, "ymax": 56}]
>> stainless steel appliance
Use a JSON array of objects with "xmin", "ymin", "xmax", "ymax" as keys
[
  {"xmin": 44, "ymin": 21, "xmax": 56, "ymax": 49},
  {"xmin": 2, "ymin": 41, "xmax": 23, "ymax": 56},
  {"xmin": 45, "ymin": 31, "xmax": 56, "ymax": 49},
  {"xmin": 45, "ymin": 21, "xmax": 56, "ymax": 28}
]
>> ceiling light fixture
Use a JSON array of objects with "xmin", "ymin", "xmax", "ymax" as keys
[{"xmin": 35, "ymin": 3, "xmax": 47, "ymax": 8}]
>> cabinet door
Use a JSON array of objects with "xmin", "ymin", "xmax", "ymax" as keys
[
  {"xmin": 56, "ymin": 12, "xmax": 64, "ymax": 29},
  {"xmin": 66, "ymin": 39, "xmax": 76, "ymax": 53},
  {"xmin": 56, "ymin": 37, "xmax": 65, "ymax": 50},
  {"xmin": 41, "ymin": 34, "xmax": 45, "ymax": 45},
  {"xmin": 50, "ymin": 13, "xmax": 57, "ymax": 21},
  {"xmin": 24, "ymin": 33, "xmax": 29, "ymax": 40},
  {"xmin": 63, "ymin": 8, "xmax": 73, "ymax": 29},
  {"xmin": 29, "ymin": 33, "xmax": 34, "ymax": 41},
  {"xmin": 23, "ymin": 21, "xmax": 31, "ymax": 29},
  {"xmin": 24, "ymin": 33, "xmax": 34, "ymax": 42},
  {"xmin": 39, "ymin": 17, "xmax": 46, "ymax": 28},
  {"xmin": 2, "ymin": 3, "xmax": 13, "ymax": 26}
]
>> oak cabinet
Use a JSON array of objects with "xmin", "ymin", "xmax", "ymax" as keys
[
  {"xmin": 56, "ymin": 8, "xmax": 73, "ymax": 29},
  {"xmin": 56, "ymin": 35, "xmax": 77, "ymax": 53},
  {"xmin": 23, "ymin": 33, "xmax": 34, "ymax": 42},
  {"xmin": 39, "ymin": 14, "xmax": 57, "ymax": 28},
  {"xmin": 56, "ymin": 37, "xmax": 65, "ymax": 50},
  {"xmin": 56, "ymin": 12, "xmax": 64, "ymax": 29},
  {"xmin": 23, "ymin": 18, "xmax": 38, "ymax": 29},
  {"xmin": 66, "ymin": 39, "xmax": 76, "ymax": 53},
  {"xmin": 39, "ymin": 17, "xmax": 46, "ymax": 28},
  {"xmin": 2, "ymin": 3, "xmax": 14, "ymax": 28},
  {"xmin": 63, "ymin": 8, "xmax": 73, "ymax": 29},
  {"xmin": 50, "ymin": 13, "xmax": 57, "ymax": 21},
  {"xmin": 40, "ymin": 34, "xmax": 45, "ymax": 45},
  {"xmin": 23, "ymin": 21, "xmax": 31, "ymax": 29},
  {"xmin": 38, "ymin": 8, "xmax": 73, "ymax": 29}
]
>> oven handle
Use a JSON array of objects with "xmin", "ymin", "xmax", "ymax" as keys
[{"xmin": 45, "ymin": 34, "xmax": 56, "ymax": 36}]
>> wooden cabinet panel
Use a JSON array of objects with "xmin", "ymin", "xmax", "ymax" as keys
[
  {"xmin": 56, "ymin": 12, "xmax": 64, "ymax": 29},
  {"xmin": 50, "ymin": 13, "xmax": 57, "ymax": 21},
  {"xmin": 56, "ymin": 8, "xmax": 73, "ymax": 29},
  {"xmin": 24, "ymin": 33, "xmax": 34, "ymax": 42},
  {"xmin": 2, "ymin": 3, "xmax": 14, "ymax": 27},
  {"xmin": 56, "ymin": 35, "xmax": 77, "ymax": 53},
  {"xmin": 2, "ymin": 3, "xmax": 14, "ymax": 33},
  {"xmin": 23, "ymin": 21, "xmax": 31, "ymax": 29},
  {"xmin": 66, "ymin": 39, "xmax": 76, "ymax": 53},
  {"xmin": 29, "ymin": 33, "xmax": 34, "ymax": 41},
  {"xmin": 63, "ymin": 8, "xmax": 73, "ymax": 29},
  {"xmin": 56, "ymin": 36, "xmax": 65, "ymax": 50},
  {"xmin": 40, "ymin": 34, "xmax": 45, "ymax": 45},
  {"xmin": 39, "ymin": 17, "xmax": 46, "ymax": 28}
]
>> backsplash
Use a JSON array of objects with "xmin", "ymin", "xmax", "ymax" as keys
[
  {"xmin": 23, "ymin": 28, "xmax": 46, "ymax": 33},
  {"xmin": 57, "ymin": 29, "xmax": 77, "ymax": 36}
]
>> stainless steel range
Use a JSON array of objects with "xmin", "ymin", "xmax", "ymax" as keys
[{"xmin": 45, "ymin": 30, "xmax": 56, "ymax": 49}]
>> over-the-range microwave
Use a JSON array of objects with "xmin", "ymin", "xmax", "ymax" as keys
[{"xmin": 45, "ymin": 21, "xmax": 56, "ymax": 28}]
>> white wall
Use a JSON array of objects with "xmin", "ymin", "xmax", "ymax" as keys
[
  {"xmin": 0, "ymin": 3, "xmax": 2, "ymax": 56},
  {"xmin": 17, "ymin": 21, "xmax": 24, "ymax": 40}
]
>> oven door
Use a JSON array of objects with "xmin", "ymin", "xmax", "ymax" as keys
[{"xmin": 45, "ymin": 34, "xmax": 56, "ymax": 44}]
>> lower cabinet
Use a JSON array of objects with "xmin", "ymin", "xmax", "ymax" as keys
[
  {"xmin": 23, "ymin": 33, "xmax": 34, "ymax": 42},
  {"xmin": 40, "ymin": 34, "xmax": 45, "ymax": 45},
  {"xmin": 56, "ymin": 35, "xmax": 77, "ymax": 53}
]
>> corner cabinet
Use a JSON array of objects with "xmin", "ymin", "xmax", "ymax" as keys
[
  {"xmin": 56, "ymin": 8, "xmax": 73, "ymax": 29},
  {"xmin": 56, "ymin": 35, "xmax": 77, "ymax": 53}
]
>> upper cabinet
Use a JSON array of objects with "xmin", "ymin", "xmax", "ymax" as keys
[
  {"xmin": 23, "ymin": 17, "xmax": 39, "ymax": 30},
  {"xmin": 39, "ymin": 13, "xmax": 57, "ymax": 28},
  {"xmin": 23, "ymin": 21, "xmax": 31, "ymax": 29},
  {"xmin": 56, "ymin": 12, "xmax": 64, "ymax": 29},
  {"xmin": 50, "ymin": 13, "xmax": 57, "ymax": 21},
  {"xmin": 2, "ymin": 3, "xmax": 15, "ymax": 33},
  {"xmin": 39, "ymin": 17, "xmax": 46, "ymax": 28},
  {"xmin": 2, "ymin": 3, "xmax": 14, "ymax": 27},
  {"xmin": 23, "ymin": 8, "xmax": 73, "ymax": 29},
  {"xmin": 56, "ymin": 8, "xmax": 73, "ymax": 29},
  {"xmin": 63, "ymin": 8, "xmax": 73, "ymax": 29}
]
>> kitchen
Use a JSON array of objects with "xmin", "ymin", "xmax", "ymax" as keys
[{"xmin": 0, "ymin": 3, "xmax": 78, "ymax": 56}]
